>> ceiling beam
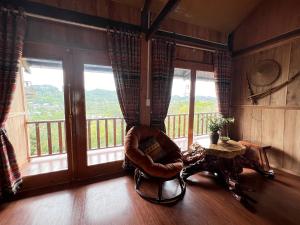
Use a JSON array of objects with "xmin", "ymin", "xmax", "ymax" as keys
[
  {"xmin": 141, "ymin": 0, "xmax": 151, "ymax": 32},
  {"xmin": 146, "ymin": 0, "xmax": 180, "ymax": 41}
]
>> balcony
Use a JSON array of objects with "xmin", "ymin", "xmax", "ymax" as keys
[{"xmin": 21, "ymin": 112, "xmax": 218, "ymax": 176}]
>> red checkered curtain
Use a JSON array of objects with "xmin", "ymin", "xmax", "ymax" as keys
[
  {"xmin": 0, "ymin": 6, "xmax": 26, "ymax": 198},
  {"xmin": 151, "ymin": 39, "xmax": 175, "ymax": 132},
  {"xmin": 107, "ymin": 29, "xmax": 141, "ymax": 132},
  {"xmin": 214, "ymin": 50, "xmax": 232, "ymax": 117}
]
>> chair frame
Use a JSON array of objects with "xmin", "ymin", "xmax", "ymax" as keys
[{"xmin": 134, "ymin": 168, "xmax": 186, "ymax": 204}]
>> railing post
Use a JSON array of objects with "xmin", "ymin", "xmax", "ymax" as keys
[
  {"xmin": 183, "ymin": 114, "xmax": 186, "ymax": 137},
  {"xmin": 105, "ymin": 119, "xmax": 108, "ymax": 148},
  {"xmin": 35, "ymin": 122, "xmax": 41, "ymax": 157},
  {"xmin": 121, "ymin": 119, "xmax": 124, "ymax": 146},
  {"xmin": 113, "ymin": 118, "xmax": 116, "ymax": 146},
  {"xmin": 47, "ymin": 122, "xmax": 52, "ymax": 155},
  {"xmin": 58, "ymin": 122, "xmax": 63, "ymax": 154},
  {"xmin": 178, "ymin": 115, "xmax": 181, "ymax": 137},
  {"xmin": 88, "ymin": 120, "xmax": 91, "ymax": 150},
  {"xmin": 196, "ymin": 113, "xmax": 200, "ymax": 136},
  {"xmin": 167, "ymin": 115, "xmax": 170, "ymax": 136},
  {"xmin": 172, "ymin": 115, "xmax": 175, "ymax": 139},
  {"xmin": 97, "ymin": 120, "xmax": 100, "ymax": 149}
]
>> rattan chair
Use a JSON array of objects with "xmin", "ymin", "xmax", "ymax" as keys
[{"xmin": 124, "ymin": 126, "xmax": 186, "ymax": 204}]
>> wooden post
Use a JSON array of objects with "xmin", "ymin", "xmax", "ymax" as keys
[
  {"xmin": 140, "ymin": 10, "xmax": 151, "ymax": 126},
  {"xmin": 140, "ymin": 34, "xmax": 151, "ymax": 126},
  {"xmin": 188, "ymin": 69, "xmax": 196, "ymax": 148}
]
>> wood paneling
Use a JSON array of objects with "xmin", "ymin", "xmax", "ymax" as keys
[
  {"xmin": 29, "ymin": 0, "xmax": 227, "ymax": 44},
  {"xmin": 261, "ymin": 109, "xmax": 285, "ymax": 168},
  {"xmin": 283, "ymin": 110, "xmax": 300, "ymax": 172},
  {"xmin": 160, "ymin": 17, "xmax": 227, "ymax": 43},
  {"xmin": 287, "ymin": 38, "xmax": 300, "ymax": 106},
  {"xmin": 26, "ymin": 17, "xmax": 109, "ymax": 52},
  {"xmin": 231, "ymin": 0, "xmax": 300, "ymax": 176},
  {"xmin": 233, "ymin": 0, "xmax": 300, "ymax": 51}
]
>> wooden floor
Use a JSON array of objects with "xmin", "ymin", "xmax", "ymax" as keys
[{"xmin": 1, "ymin": 169, "xmax": 300, "ymax": 225}]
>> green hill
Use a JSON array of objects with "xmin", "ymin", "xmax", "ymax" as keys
[{"xmin": 25, "ymin": 85, "xmax": 217, "ymax": 121}]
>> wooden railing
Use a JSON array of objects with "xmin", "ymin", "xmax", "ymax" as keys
[
  {"xmin": 27, "ymin": 112, "xmax": 218, "ymax": 158},
  {"xmin": 165, "ymin": 112, "xmax": 219, "ymax": 139},
  {"xmin": 86, "ymin": 117, "xmax": 125, "ymax": 150},
  {"xmin": 27, "ymin": 120, "xmax": 66, "ymax": 158}
]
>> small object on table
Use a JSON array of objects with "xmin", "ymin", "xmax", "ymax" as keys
[
  {"xmin": 182, "ymin": 143, "xmax": 205, "ymax": 165},
  {"xmin": 182, "ymin": 140, "xmax": 274, "ymax": 204},
  {"xmin": 220, "ymin": 136, "xmax": 230, "ymax": 143}
]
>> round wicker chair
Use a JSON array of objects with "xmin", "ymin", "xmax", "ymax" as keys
[{"xmin": 125, "ymin": 126, "xmax": 186, "ymax": 204}]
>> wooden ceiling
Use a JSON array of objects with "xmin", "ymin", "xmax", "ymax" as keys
[{"xmin": 112, "ymin": 0, "xmax": 262, "ymax": 33}]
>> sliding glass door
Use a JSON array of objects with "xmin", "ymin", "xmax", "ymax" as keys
[
  {"xmin": 72, "ymin": 49, "xmax": 124, "ymax": 179},
  {"xmin": 193, "ymin": 71, "xmax": 218, "ymax": 146},
  {"xmin": 166, "ymin": 66, "xmax": 218, "ymax": 151},
  {"xmin": 20, "ymin": 43, "xmax": 74, "ymax": 187},
  {"xmin": 166, "ymin": 68, "xmax": 191, "ymax": 150}
]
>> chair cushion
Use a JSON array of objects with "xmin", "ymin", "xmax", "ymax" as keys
[
  {"xmin": 139, "ymin": 137, "xmax": 166, "ymax": 162},
  {"xmin": 125, "ymin": 126, "xmax": 184, "ymax": 179}
]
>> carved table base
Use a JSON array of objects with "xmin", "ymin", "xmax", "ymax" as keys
[{"xmin": 182, "ymin": 152, "xmax": 274, "ymax": 203}]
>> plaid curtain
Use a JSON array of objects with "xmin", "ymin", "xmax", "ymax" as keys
[
  {"xmin": 214, "ymin": 50, "xmax": 232, "ymax": 117},
  {"xmin": 0, "ymin": 6, "xmax": 26, "ymax": 198},
  {"xmin": 107, "ymin": 29, "xmax": 141, "ymax": 132},
  {"xmin": 151, "ymin": 39, "xmax": 176, "ymax": 132},
  {"xmin": 107, "ymin": 29, "xmax": 141, "ymax": 171}
]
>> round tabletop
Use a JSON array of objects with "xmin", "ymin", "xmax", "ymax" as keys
[{"xmin": 204, "ymin": 140, "xmax": 246, "ymax": 159}]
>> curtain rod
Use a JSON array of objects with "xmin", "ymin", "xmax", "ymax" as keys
[{"xmin": 176, "ymin": 43, "xmax": 216, "ymax": 53}]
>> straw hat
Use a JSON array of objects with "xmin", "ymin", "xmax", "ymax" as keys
[{"xmin": 249, "ymin": 59, "xmax": 281, "ymax": 87}]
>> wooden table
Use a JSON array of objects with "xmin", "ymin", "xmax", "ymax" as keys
[{"xmin": 182, "ymin": 140, "xmax": 274, "ymax": 203}]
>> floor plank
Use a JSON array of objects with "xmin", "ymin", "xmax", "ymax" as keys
[{"xmin": 1, "ymin": 169, "xmax": 300, "ymax": 225}]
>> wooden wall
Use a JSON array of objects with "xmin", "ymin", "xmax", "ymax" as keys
[
  {"xmin": 233, "ymin": 0, "xmax": 300, "ymax": 51},
  {"xmin": 29, "ymin": 0, "xmax": 227, "ymax": 44},
  {"xmin": 5, "ymin": 72, "xmax": 29, "ymax": 168},
  {"xmin": 232, "ymin": 0, "xmax": 300, "ymax": 176}
]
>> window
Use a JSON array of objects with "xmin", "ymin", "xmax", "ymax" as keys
[
  {"xmin": 166, "ymin": 68, "xmax": 218, "ymax": 151},
  {"xmin": 84, "ymin": 64, "xmax": 124, "ymax": 165},
  {"xmin": 22, "ymin": 58, "xmax": 68, "ymax": 175}
]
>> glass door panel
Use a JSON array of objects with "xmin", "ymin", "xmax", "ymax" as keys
[
  {"xmin": 21, "ymin": 58, "xmax": 68, "ymax": 176},
  {"xmin": 83, "ymin": 64, "xmax": 125, "ymax": 166},
  {"xmin": 166, "ymin": 68, "xmax": 191, "ymax": 151},
  {"xmin": 193, "ymin": 70, "xmax": 218, "ymax": 146}
]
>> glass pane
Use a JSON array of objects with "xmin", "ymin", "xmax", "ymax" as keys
[
  {"xmin": 84, "ymin": 64, "xmax": 125, "ymax": 166},
  {"xmin": 166, "ymin": 68, "xmax": 191, "ymax": 151},
  {"xmin": 193, "ymin": 71, "xmax": 218, "ymax": 146},
  {"xmin": 22, "ymin": 58, "xmax": 68, "ymax": 175}
]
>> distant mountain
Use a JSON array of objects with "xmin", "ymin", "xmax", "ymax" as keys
[
  {"xmin": 171, "ymin": 95, "xmax": 216, "ymax": 101},
  {"xmin": 25, "ymin": 85, "xmax": 217, "ymax": 121}
]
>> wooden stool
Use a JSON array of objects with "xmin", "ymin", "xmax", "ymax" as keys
[{"xmin": 239, "ymin": 140, "xmax": 273, "ymax": 176}]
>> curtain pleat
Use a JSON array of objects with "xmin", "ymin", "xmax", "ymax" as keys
[
  {"xmin": 151, "ymin": 39, "xmax": 176, "ymax": 132},
  {"xmin": 107, "ymin": 29, "xmax": 141, "ymax": 132},
  {"xmin": 107, "ymin": 29, "xmax": 141, "ymax": 171},
  {"xmin": 0, "ymin": 5, "xmax": 26, "ymax": 199},
  {"xmin": 214, "ymin": 50, "xmax": 232, "ymax": 117}
]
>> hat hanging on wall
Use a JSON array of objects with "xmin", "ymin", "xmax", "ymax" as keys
[{"xmin": 249, "ymin": 59, "xmax": 281, "ymax": 87}]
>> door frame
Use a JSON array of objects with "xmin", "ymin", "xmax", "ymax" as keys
[
  {"xmin": 173, "ymin": 60, "xmax": 215, "ymax": 150},
  {"xmin": 21, "ymin": 42, "xmax": 74, "ymax": 189},
  {"xmin": 71, "ymin": 48, "xmax": 123, "ymax": 180}
]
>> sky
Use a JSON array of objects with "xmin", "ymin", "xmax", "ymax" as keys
[{"xmin": 23, "ymin": 66, "xmax": 216, "ymax": 97}]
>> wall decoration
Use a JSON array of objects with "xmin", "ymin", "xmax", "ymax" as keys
[
  {"xmin": 249, "ymin": 59, "xmax": 281, "ymax": 87},
  {"xmin": 248, "ymin": 72, "xmax": 300, "ymax": 103}
]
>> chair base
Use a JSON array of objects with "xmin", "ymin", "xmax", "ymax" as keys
[{"xmin": 134, "ymin": 169, "xmax": 186, "ymax": 204}]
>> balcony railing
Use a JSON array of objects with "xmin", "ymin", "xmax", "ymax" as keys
[{"xmin": 26, "ymin": 112, "xmax": 218, "ymax": 158}]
